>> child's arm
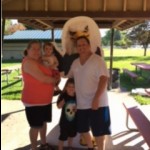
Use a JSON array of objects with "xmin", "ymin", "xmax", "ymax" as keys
[
  {"xmin": 42, "ymin": 56, "xmax": 48, "ymax": 61},
  {"xmin": 57, "ymin": 94, "xmax": 65, "ymax": 109},
  {"xmin": 57, "ymin": 99, "xmax": 65, "ymax": 109},
  {"xmin": 53, "ymin": 55, "xmax": 59, "ymax": 68}
]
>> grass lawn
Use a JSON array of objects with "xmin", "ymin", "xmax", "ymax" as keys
[
  {"xmin": 1, "ymin": 62, "xmax": 22, "ymax": 100},
  {"xmin": 1, "ymin": 48, "xmax": 150, "ymax": 105}
]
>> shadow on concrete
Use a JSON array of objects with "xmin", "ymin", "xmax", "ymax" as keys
[
  {"xmin": 14, "ymin": 144, "xmax": 31, "ymax": 150},
  {"xmin": 1, "ymin": 109, "xmax": 24, "ymax": 122},
  {"xmin": 46, "ymin": 126, "xmax": 146, "ymax": 150},
  {"xmin": 111, "ymin": 130, "xmax": 146, "ymax": 150},
  {"xmin": 13, "ymin": 128, "xmax": 147, "ymax": 150}
]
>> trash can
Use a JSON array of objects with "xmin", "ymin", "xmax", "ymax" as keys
[
  {"xmin": 108, "ymin": 68, "xmax": 120, "ymax": 89},
  {"xmin": 112, "ymin": 68, "xmax": 120, "ymax": 88}
]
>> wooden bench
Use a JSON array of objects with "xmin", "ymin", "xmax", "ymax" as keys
[
  {"xmin": 13, "ymin": 75, "xmax": 22, "ymax": 80},
  {"xmin": 1, "ymin": 69, "xmax": 12, "ymax": 85},
  {"xmin": 123, "ymin": 68, "xmax": 138, "ymax": 83},
  {"xmin": 123, "ymin": 102, "xmax": 150, "ymax": 148},
  {"xmin": 13, "ymin": 75, "xmax": 23, "ymax": 85}
]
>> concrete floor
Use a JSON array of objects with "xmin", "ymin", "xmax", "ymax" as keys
[
  {"xmin": 46, "ymin": 91, "xmax": 150, "ymax": 150},
  {"xmin": 1, "ymin": 79, "xmax": 150, "ymax": 150}
]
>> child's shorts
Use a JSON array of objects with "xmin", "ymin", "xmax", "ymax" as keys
[{"xmin": 59, "ymin": 125, "xmax": 77, "ymax": 141}]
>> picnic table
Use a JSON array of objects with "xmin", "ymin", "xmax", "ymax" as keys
[
  {"xmin": 123, "ymin": 102, "xmax": 150, "ymax": 148},
  {"xmin": 131, "ymin": 62, "xmax": 150, "ymax": 81},
  {"xmin": 131, "ymin": 62, "xmax": 147, "ymax": 72},
  {"xmin": 131, "ymin": 62, "xmax": 150, "ymax": 71},
  {"xmin": 1, "ymin": 65, "xmax": 21, "ymax": 85},
  {"xmin": 1, "ymin": 69, "xmax": 12, "ymax": 85}
]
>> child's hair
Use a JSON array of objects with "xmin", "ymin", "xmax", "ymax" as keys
[
  {"xmin": 23, "ymin": 49, "xmax": 28, "ymax": 56},
  {"xmin": 63, "ymin": 78, "xmax": 75, "ymax": 93},
  {"xmin": 43, "ymin": 42, "xmax": 63, "ymax": 71},
  {"xmin": 43, "ymin": 42, "xmax": 54, "ymax": 51}
]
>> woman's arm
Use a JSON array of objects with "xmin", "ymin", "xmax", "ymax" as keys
[
  {"xmin": 57, "ymin": 94, "xmax": 65, "ymax": 109},
  {"xmin": 23, "ymin": 59, "xmax": 56, "ymax": 84}
]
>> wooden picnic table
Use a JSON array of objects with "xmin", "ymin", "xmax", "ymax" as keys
[
  {"xmin": 123, "ymin": 102, "xmax": 150, "ymax": 148},
  {"xmin": 136, "ymin": 64, "xmax": 150, "ymax": 71},
  {"xmin": 131, "ymin": 62, "xmax": 150, "ymax": 81},
  {"xmin": 131, "ymin": 62, "xmax": 147, "ymax": 72},
  {"xmin": 1, "ymin": 69, "xmax": 12, "ymax": 85},
  {"xmin": 1, "ymin": 65, "xmax": 21, "ymax": 85}
]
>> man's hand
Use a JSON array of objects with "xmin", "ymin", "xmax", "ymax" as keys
[{"xmin": 91, "ymin": 98, "xmax": 99, "ymax": 110}]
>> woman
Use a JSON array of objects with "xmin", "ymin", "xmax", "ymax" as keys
[{"xmin": 21, "ymin": 40, "xmax": 59, "ymax": 150}]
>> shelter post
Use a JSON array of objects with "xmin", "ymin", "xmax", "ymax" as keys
[
  {"xmin": 2, "ymin": 18, "xmax": 5, "ymax": 46},
  {"xmin": 108, "ymin": 28, "xmax": 114, "ymax": 90},
  {"xmin": 52, "ymin": 29, "xmax": 54, "ymax": 41}
]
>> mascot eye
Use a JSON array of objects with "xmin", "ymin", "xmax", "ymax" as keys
[
  {"xmin": 83, "ymin": 26, "xmax": 88, "ymax": 32},
  {"xmin": 69, "ymin": 31, "xmax": 76, "ymax": 36}
]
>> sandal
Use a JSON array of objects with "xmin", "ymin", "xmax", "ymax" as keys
[{"xmin": 39, "ymin": 143, "xmax": 55, "ymax": 150}]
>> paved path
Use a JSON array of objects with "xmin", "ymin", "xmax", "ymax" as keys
[{"xmin": 1, "ymin": 89, "xmax": 150, "ymax": 150}]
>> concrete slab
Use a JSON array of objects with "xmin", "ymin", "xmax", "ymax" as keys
[{"xmin": 1, "ymin": 88, "xmax": 150, "ymax": 150}]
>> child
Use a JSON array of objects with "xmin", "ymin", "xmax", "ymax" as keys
[
  {"xmin": 42, "ymin": 42, "xmax": 61, "ymax": 95},
  {"xmin": 57, "ymin": 78, "xmax": 77, "ymax": 150}
]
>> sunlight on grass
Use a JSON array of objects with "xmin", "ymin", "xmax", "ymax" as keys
[
  {"xmin": 1, "ymin": 49, "xmax": 150, "ymax": 104},
  {"xmin": 133, "ymin": 95, "xmax": 150, "ymax": 105},
  {"xmin": 104, "ymin": 49, "xmax": 150, "ymax": 72}
]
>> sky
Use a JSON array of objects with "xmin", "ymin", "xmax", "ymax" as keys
[
  {"xmin": 100, "ymin": 29, "xmax": 108, "ymax": 37},
  {"xmin": 11, "ymin": 19, "xmax": 18, "ymax": 24},
  {"xmin": 11, "ymin": 19, "xmax": 108, "ymax": 37}
]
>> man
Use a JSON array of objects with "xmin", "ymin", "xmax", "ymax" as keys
[{"xmin": 68, "ymin": 36, "xmax": 111, "ymax": 150}]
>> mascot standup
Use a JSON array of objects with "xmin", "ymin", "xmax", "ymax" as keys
[
  {"xmin": 61, "ymin": 16, "xmax": 104, "ymax": 75},
  {"xmin": 62, "ymin": 16, "xmax": 104, "ymax": 146}
]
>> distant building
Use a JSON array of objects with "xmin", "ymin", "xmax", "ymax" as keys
[{"xmin": 2, "ymin": 29, "xmax": 62, "ymax": 60}]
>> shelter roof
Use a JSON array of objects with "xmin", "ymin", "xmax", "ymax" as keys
[
  {"xmin": 4, "ymin": 30, "xmax": 62, "ymax": 40},
  {"xmin": 2, "ymin": 0, "xmax": 150, "ymax": 31}
]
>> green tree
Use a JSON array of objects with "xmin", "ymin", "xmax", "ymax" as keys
[
  {"xmin": 102, "ymin": 29, "xmax": 122, "ymax": 46},
  {"xmin": 114, "ymin": 30, "xmax": 121, "ymax": 41},
  {"xmin": 4, "ymin": 19, "xmax": 12, "ymax": 35},
  {"xmin": 115, "ymin": 31, "xmax": 132, "ymax": 48},
  {"xmin": 102, "ymin": 30, "xmax": 111, "ymax": 46},
  {"xmin": 4, "ymin": 19, "xmax": 26, "ymax": 35},
  {"xmin": 127, "ymin": 21, "xmax": 150, "ymax": 56}
]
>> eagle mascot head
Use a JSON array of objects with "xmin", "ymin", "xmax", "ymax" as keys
[{"xmin": 62, "ymin": 16, "xmax": 103, "ymax": 57}]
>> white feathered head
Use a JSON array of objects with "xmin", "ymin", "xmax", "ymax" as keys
[{"xmin": 62, "ymin": 16, "xmax": 103, "ymax": 56}]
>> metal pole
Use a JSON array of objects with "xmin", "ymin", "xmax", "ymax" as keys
[
  {"xmin": 2, "ymin": 18, "xmax": 6, "ymax": 58},
  {"xmin": 52, "ymin": 29, "xmax": 54, "ymax": 41},
  {"xmin": 2, "ymin": 18, "xmax": 6, "ymax": 46},
  {"xmin": 108, "ymin": 28, "xmax": 114, "ymax": 90}
]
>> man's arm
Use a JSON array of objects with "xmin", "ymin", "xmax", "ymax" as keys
[{"xmin": 92, "ymin": 75, "xmax": 108, "ymax": 110}]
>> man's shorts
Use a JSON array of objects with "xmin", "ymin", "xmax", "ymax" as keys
[
  {"xmin": 25, "ymin": 104, "xmax": 52, "ymax": 128},
  {"xmin": 76, "ymin": 106, "xmax": 111, "ymax": 136}
]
